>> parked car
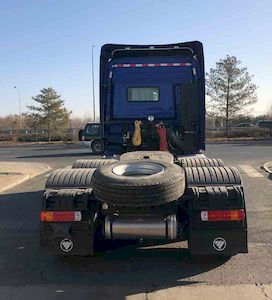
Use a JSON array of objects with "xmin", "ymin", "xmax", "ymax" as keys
[
  {"xmin": 256, "ymin": 120, "xmax": 272, "ymax": 128},
  {"xmin": 234, "ymin": 123, "xmax": 254, "ymax": 128}
]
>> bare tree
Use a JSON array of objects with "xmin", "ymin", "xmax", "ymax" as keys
[
  {"xmin": 206, "ymin": 55, "xmax": 257, "ymax": 135},
  {"xmin": 266, "ymin": 103, "xmax": 272, "ymax": 119}
]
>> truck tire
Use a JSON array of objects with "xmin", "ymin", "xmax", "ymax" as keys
[
  {"xmin": 92, "ymin": 160, "xmax": 185, "ymax": 207},
  {"xmin": 178, "ymin": 158, "xmax": 224, "ymax": 168},
  {"xmin": 46, "ymin": 168, "xmax": 96, "ymax": 189},
  {"xmin": 91, "ymin": 139, "xmax": 104, "ymax": 154},
  {"xmin": 120, "ymin": 151, "xmax": 174, "ymax": 163},
  {"xmin": 185, "ymin": 166, "xmax": 242, "ymax": 187},
  {"xmin": 72, "ymin": 159, "xmax": 118, "ymax": 169}
]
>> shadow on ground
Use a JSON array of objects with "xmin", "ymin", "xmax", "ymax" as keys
[
  {"xmin": 0, "ymin": 190, "xmax": 228, "ymax": 299},
  {"xmin": 17, "ymin": 152, "xmax": 95, "ymax": 159}
]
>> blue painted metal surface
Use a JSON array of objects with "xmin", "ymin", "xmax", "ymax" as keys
[{"xmin": 99, "ymin": 41, "xmax": 205, "ymax": 155}]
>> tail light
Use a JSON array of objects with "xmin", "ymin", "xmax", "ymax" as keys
[
  {"xmin": 40, "ymin": 211, "xmax": 82, "ymax": 222},
  {"xmin": 82, "ymin": 135, "xmax": 85, "ymax": 141},
  {"xmin": 201, "ymin": 209, "xmax": 245, "ymax": 222}
]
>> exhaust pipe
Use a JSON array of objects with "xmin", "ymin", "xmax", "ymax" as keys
[{"xmin": 104, "ymin": 214, "xmax": 177, "ymax": 240}]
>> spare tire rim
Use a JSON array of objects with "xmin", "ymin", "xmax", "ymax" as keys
[{"xmin": 112, "ymin": 162, "xmax": 165, "ymax": 177}]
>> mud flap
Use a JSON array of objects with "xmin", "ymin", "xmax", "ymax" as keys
[
  {"xmin": 189, "ymin": 228, "xmax": 248, "ymax": 256},
  {"xmin": 40, "ymin": 189, "xmax": 99, "ymax": 256},
  {"xmin": 187, "ymin": 185, "xmax": 248, "ymax": 256},
  {"xmin": 40, "ymin": 222, "xmax": 97, "ymax": 256}
]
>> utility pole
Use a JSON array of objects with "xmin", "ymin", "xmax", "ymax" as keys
[
  {"xmin": 91, "ymin": 45, "xmax": 96, "ymax": 123},
  {"xmin": 14, "ymin": 86, "xmax": 21, "ymax": 129}
]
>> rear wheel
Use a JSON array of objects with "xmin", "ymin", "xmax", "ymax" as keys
[
  {"xmin": 91, "ymin": 139, "xmax": 104, "ymax": 154},
  {"xmin": 46, "ymin": 168, "xmax": 96, "ymax": 189},
  {"xmin": 72, "ymin": 159, "xmax": 118, "ymax": 169},
  {"xmin": 185, "ymin": 166, "xmax": 242, "ymax": 186},
  {"xmin": 178, "ymin": 158, "xmax": 225, "ymax": 168}
]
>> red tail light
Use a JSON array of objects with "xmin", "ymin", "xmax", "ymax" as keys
[
  {"xmin": 201, "ymin": 209, "xmax": 245, "ymax": 222},
  {"xmin": 40, "ymin": 211, "xmax": 82, "ymax": 222}
]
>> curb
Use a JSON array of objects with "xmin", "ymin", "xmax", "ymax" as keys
[
  {"xmin": 207, "ymin": 139, "xmax": 272, "ymax": 144},
  {"xmin": 262, "ymin": 162, "xmax": 272, "ymax": 174},
  {"xmin": 0, "ymin": 174, "xmax": 30, "ymax": 193},
  {"xmin": 0, "ymin": 163, "xmax": 51, "ymax": 193}
]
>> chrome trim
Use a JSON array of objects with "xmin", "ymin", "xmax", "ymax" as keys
[
  {"xmin": 104, "ymin": 216, "xmax": 112, "ymax": 239},
  {"xmin": 104, "ymin": 214, "xmax": 177, "ymax": 240},
  {"xmin": 167, "ymin": 214, "xmax": 177, "ymax": 240}
]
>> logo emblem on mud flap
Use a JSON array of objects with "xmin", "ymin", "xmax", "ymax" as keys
[
  {"xmin": 213, "ymin": 237, "xmax": 227, "ymax": 251},
  {"xmin": 60, "ymin": 238, "xmax": 73, "ymax": 252}
]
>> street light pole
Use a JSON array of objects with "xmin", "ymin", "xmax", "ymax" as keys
[
  {"xmin": 91, "ymin": 45, "xmax": 96, "ymax": 123},
  {"xmin": 14, "ymin": 86, "xmax": 21, "ymax": 129}
]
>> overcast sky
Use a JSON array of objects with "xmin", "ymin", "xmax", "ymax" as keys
[{"xmin": 0, "ymin": 0, "xmax": 271, "ymax": 118}]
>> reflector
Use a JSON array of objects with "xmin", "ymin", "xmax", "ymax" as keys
[
  {"xmin": 201, "ymin": 209, "xmax": 245, "ymax": 221},
  {"xmin": 40, "ymin": 211, "xmax": 82, "ymax": 222}
]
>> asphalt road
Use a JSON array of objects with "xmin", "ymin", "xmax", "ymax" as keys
[{"xmin": 0, "ymin": 141, "xmax": 271, "ymax": 299}]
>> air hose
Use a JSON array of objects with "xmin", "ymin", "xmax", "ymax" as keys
[
  {"xmin": 156, "ymin": 123, "xmax": 168, "ymax": 151},
  {"xmin": 132, "ymin": 120, "xmax": 142, "ymax": 146},
  {"xmin": 166, "ymin": 128, "xmax": 183, "ymax": 150}
]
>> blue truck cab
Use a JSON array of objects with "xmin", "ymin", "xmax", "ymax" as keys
[{"xmin": 100, "ymin": 41, "xmax": 205, "ymax": 155}]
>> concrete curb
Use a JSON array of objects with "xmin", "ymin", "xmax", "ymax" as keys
[
  {"xmin": 0, "ymin": 162, "xmax": 51, "ymax": 193},
  {"xmin": 262, "ymin": 162, "xmax": 272, "ymax": 174},
  {"xmin": 126, "ymin": 284, "xmax": 272, "ymax": 300},
  {"xmin": 207, "ymin": 139, "xmax": 272, "ymax": 144},
  {"xmin": 0, "ymin": 174, "xmax": 30, "ymax": 193}
]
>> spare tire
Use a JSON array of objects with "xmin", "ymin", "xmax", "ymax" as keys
[{"xmin": 92, "ymin": 160, "xmax": 185, "ymax": 207}]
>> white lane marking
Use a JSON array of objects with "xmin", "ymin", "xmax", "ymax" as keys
[{"xmin": 238, "ymin": 165, "xmax": 264, "ymax": 177}]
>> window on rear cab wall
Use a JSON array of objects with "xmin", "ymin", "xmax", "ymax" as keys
[{"xmin": 127, "ymin": 87, "xmax": 159, "ymax": 102}]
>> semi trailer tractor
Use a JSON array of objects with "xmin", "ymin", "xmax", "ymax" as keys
[{"xmin": 40, "ymin": 41, "xmax": 248, "ymax": 258}]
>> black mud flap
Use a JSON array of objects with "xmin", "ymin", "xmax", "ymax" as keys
[
  {"xmin": 40, "ymin": 189, "xmax": 99, "ymax": 256},
  {"xmin": 187, "ymin": 185, "xmax": 248, "ymax": 256},
  {"xmin": 189, "ymin": 228, "xmax": 248, "ymax": 256},
  {"xmin": 40, "ymin": 222, "xmax": 96, "ymax": 256}
]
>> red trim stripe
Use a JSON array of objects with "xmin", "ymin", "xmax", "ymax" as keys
[{"xmin": 112, "ymin": 62, "xmax": 192, "ymax": 68}]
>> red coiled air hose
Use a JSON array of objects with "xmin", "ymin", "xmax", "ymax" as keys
[{"xmin": 156, "ymin": 124, "xmax": 168, "ymax": 151}]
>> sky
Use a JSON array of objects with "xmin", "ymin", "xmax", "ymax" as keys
[{"xmin": 0, "ymin": 0, "xmax": 271, "ymax": 119}]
